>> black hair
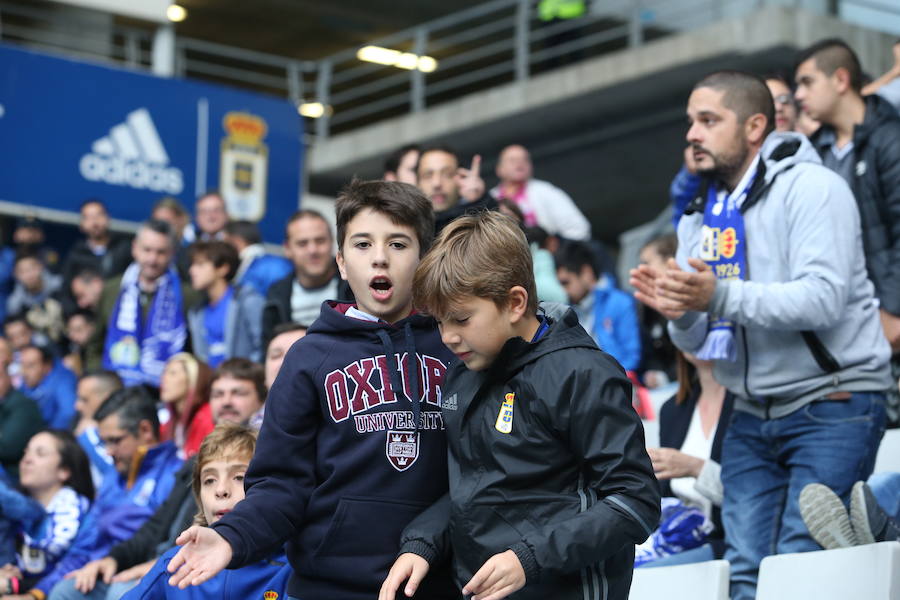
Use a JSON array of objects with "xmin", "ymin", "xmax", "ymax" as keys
[
  {"xmin": 67, "ymin": 309, "xmax": 97, "ymax": 324},
  {"xmin": 21, "ymin": 344, "xmax": 54, "ymax": 365},
  {"xmin": 335, "ymin": 179, "xmax": 434, "ymax": 257},
  {"xmin": 384, "ymin": 144, "xmax": 421, "ymax": 175},
  {"xmin": 415, "ymin": 144, "xmax": 461, "ymax": 174},
  {"xmin": 3, "ymin": 313, "xmax": 30, "ymax": 329},
  {"xmin": 79, "ymin": 198, "xmax": 108, "ymax": 213},
  {"xmin": 284, "ymin": 210, "xmax": 331, "ymax": 242},
  {"xmin": 72, "ymin": 267, "xmax": 103, "ymax": 282},
  {"xmin": 266, "ymin": 323, "xmax": 308, "ymax": 356},
  {"xmin": 137, "ymin": 218, "xmax": 176, "ymax": 250},
  {"xmin": 555, "ymin": 240, "xmax": 600, "ymax": 279},
  {"xmin": 13, "ymin": 247, "xmax": 42, "ymax": 266},
  {"xmin": 642, "ymin": 233, "xmax": 678, "ymax": 261},
  {"xmin": 94, "ymin": 386, "xmax": 160, "ymax": 438},
  {"xmin": 212, "ymin": 358, "xmax": 266, "ymax": 405},
  {"xmin": 694, "ymin": 70, "xmax": 776, "ymax": 136},
  {"xmin": 39, "ymin": 430, "xmax": 96, "ymax": 501},
  {"xmin": 796, "ymin": 38, "xmax": 863, "ymax": 93},
  {"xmin": 224, "ymin": 220, "xmax": 262, "ymax": 246},
  {"xmin": 78, "ymin": 369, "xmax": 123, "ymax": 399},
  {"xmin": 188, "ymin": 241, "xmax": 240, "ymax": 282}
]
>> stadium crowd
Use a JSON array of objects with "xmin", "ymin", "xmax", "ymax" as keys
[{"xmin": 0, "ymin": 36, "xmax": 897, "ymax": 600}]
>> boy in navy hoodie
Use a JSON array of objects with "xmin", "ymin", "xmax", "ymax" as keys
[
  {"xmin": 167, "ymin": 180, "xmax": 456, "ymax": 599},
  {"xmin": 380, "ymin": 212, "xmax": 660, "ymax": 600}
]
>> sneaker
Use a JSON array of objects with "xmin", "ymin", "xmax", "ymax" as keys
[
  {"xmin": 850, "ymin": 481, "xmax": 900, "ymax": 544},
  {"xmin": 799, "ymin": 483, "xmax": 858, "ymax": 549}
]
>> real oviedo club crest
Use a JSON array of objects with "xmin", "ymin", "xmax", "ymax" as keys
[{"xmin": 220, "ymin": 111, "xmax": 269, "ymax": 222}]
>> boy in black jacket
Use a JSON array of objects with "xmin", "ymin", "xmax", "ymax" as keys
[
  {"xmin": 166, "ymin": 180, "xmax": 456, "ymax": 600},
  {"xmin": 381, "ymin": 212, "xmax": 660, "ymax": 600}
]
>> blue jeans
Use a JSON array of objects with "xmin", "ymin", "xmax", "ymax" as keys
[
  {"xmin": 868, "ymin": 471, "xmax": 900, "ymax": 522},
  {"xmin": 721, "ymin": 392, "xmax": 886, "ymax": 600}
]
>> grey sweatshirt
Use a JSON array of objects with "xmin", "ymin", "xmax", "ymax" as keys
[{"xmin": 669, "ymin": 132, "xmax": 892, "ymax": 418}]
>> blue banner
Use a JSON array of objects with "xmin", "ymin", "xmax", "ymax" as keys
[{"xmin": 0, "ymin": 43, "xmax": 303, "ymax": 242}]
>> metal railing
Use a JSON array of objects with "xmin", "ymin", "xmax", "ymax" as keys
[
  {"xmin": 1, "ymin": 0, "xmax": 897, "ymax": 140},
  {"xmin": 306, "ymin": 0, "xmax": 900, "ymax": 138},
  {"xmin": 0, "ymin": 0, "xmax": 317, "ymax": 103}
]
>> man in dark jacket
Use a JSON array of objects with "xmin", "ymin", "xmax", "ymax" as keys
[
  {"xmin": 796, "ymin": 39, "xmax": 900, "ymax": 355},
  {"xmin": 261, "ymin": 210, "xmax": 350, "ymax": 347},
  {"xmin": 62, "ymin": 199, "xmax": 132, "ymax": 290},
  {"xmin": 416, "ymin": 145, "xmax": 498, "ymax": 234}
]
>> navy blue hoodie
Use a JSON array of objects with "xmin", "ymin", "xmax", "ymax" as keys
[{"xmin": 211, "ymin": 301, "xmax": 455, "ymax": 599}]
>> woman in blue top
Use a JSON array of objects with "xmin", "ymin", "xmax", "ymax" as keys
[{"xmin": 0, "ymin": 430, "xmax": 94, "ymax": 595}]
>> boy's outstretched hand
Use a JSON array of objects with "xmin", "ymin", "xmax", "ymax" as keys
[
  {"xmin": 166, "ymin": 526, "xmax": 233, "ymax": 589},
  {"xmin": 462, "ymin": 550, "xmax": 525, "ymax": 600},
  {"xmin": 379, "ymin": 553, "xmax": 430, "ymax": 600}
]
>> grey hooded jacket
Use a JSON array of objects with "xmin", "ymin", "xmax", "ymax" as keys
[
  {"xmin": 669, "ymin": 132, "xmax": 892, "ymax": 419},
  {"xmin": 187, "ymin": 284, "xmax": 264, "ymax": 364}
]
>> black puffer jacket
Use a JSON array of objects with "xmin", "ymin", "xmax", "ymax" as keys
[
  {"xmin": 400, "ymin": 307, "xmax": 660, "ymax": 600},
  {"xmin": 811, "ymin": 94, "xmax": 900, "ymax": 315}
]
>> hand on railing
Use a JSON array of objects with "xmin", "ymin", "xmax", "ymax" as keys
[{"xmin": 455, "ymin": 154, "xmax": 485, "ymax": 203}]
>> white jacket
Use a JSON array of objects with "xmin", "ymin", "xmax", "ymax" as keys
[{"xmin": 490, "ymin": 178, "xmax": 591, "ymax": 240}]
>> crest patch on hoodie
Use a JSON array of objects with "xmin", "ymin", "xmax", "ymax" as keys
[
  {"xmin": 386, "ymin": 431, "xmax": 419, "ymax": 471},
  {"xmin": 495, "ymin": 393, "xmax": 515, "ymax": 434}
]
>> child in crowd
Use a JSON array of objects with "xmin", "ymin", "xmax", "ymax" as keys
[
  {"xmin": 7, "ymin": 250, "xmax": 64, "ymax": 343},
  {"xmin": 63, "ymin": 310, "xmax": 97, "ymax": 376},
  {"xmin": 381, "ymin": 211, "xmax": 660, "ymax": 600},
  {"xmin": 186, "ymin": 241, "xmax": 264, "ymax": 367},
  {"xmin": 167, "ymin": 180, "xmax": 456, "ymax": 599},
  {"xmin": 121, "ymin": 423, "xmax": 290, "ymax": 600},
  {"xmin": 0, "ymin": 431, "xmax": 94, "ymax": 595}
]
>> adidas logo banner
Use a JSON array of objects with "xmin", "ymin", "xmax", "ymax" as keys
[
  {"xmin": 80, "ymin": 108, "xmax": 185, "ymax": 194},
  {"xmin": 0, "ymin": 44, "xmax": 302, "ymax": 245}
]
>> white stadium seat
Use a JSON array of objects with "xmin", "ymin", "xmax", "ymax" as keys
[
  {"xmin": 756, "ymin": 542, "xmax": 900, "ymax": 600},
  {"xmin": 641, "ymin": 418, "xmax": 660, "ymax": 449},
  {"xmin": 875, "ymin": 428, "xmax": 900, "ymax": 474},
  {"xmin": 630, "ymin": 560, "xmax": 730, "ymax": 600}
]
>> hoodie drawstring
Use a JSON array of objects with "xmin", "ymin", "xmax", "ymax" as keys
[{"xmin": 375, "ymin": 324, "xmax": 421, "ymax": 432}]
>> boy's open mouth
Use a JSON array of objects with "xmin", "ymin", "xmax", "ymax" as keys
[{"xmin": 370, "ymin": 276, "xmax": 393, "ymax": 301}]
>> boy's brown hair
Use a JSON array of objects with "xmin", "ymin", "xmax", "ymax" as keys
[
  {"xmin": 188, "ymin": 240, "xmax": 240, "ymax": 282},
  {"xmin": 413, "ymin": 211, "xmax": 538, "ymax": 320},
  {"xmin": 192, "ymin": 423, "xmax": 258, "ymax": 526},
  {"xmin": 335, "ymin": 179, "xmax": 434, "ymax": 257},
  {"xmin": 211, "ymin": 357, "xmax": 267, "ymax": 401}
]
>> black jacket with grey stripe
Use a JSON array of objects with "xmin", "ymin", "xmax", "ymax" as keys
[{"xmin": 399, "ymin": 307, "xmax": 660, "ymax": 600}]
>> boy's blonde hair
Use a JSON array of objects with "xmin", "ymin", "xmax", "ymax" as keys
[
  {"xmin": 191, "ymin": 423, "xmax": 257, "ymax": 526},
  {"xmin": 413, "ymin": 211, "xmax": 538, "ymax": 320}
]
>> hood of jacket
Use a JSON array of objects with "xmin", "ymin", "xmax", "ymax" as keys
[
  {"xmin": 480, "ymin": 304, "xmax": 602, "ymax": 380},
  {"xmin": 759, "ymin": 131, "xmax": 822, "ymax": 183},
  {"xmin": 307, "ymin": 300, "xmax": 436, "ymax": 336}
]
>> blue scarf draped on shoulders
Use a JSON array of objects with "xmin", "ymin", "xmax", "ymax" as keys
[
  {"xmin": 102, "ymin": 263, "xmax": 186, "ymax": 386},
  {"xmin": 695, "ymin": 169, "xmax": 755, "ymax": 361}
]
